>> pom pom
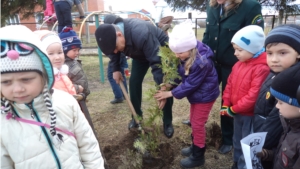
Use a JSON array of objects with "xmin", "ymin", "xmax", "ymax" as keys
[
  {"xmin": 60, "ymin": 64, "xmax": 69, "ymax": 74},
  {"xmin": 7, "ymin": 50, "xmax": 19, "ymax": 60},
  {"xmin": 53, "ymin": 67, "xmax": 59, "ymax": 75}
]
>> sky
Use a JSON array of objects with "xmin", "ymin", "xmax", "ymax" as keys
[{"xmin": 102, "ymin": 0, "xmax": 207, "ymax": 19}]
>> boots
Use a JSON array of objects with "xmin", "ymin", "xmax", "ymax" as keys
[
  {"xmin": 181, "ymin": 144, "xmax": 193, "ymax": 156},
  {"xmin": 181, "ymin": 134, "xmax": 194, "ymax": 156},
  {"xmin": 180, "ymin": 145, "xmax": 205, "ymax": 168}
]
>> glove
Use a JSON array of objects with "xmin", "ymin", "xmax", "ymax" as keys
[
  {"xmin": 79, "ymin": 16, "xmax": 85, "ymax": 19},
  {"xmin": 256, "ymin": 149, "xmax": 273, "ymax": 161},
  {"xmin": 220, "ymin": 106, "xmax": 235, "ymax": 117}
]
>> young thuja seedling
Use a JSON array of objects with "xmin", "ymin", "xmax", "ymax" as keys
[{"xmin": 133, "ymin": 45, "xmax": 180, "ymax": 157}]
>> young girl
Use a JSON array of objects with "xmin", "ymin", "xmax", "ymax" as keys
[
  {"xmin": 34, "ymin": 30, "xmax": 78, "ymax": 95},
  {"xmin": 154, "ymin": 20, "xmax": 220, "ymax": 168},
  {"xmin": 0, "ymin": 25, "xmax": 104, "ymax": 169}
]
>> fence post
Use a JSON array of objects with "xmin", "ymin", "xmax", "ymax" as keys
[{"xmin": 94, "ymin": 14, "xmax": 105, "ymax": 83}]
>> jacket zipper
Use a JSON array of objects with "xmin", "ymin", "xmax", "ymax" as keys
[{"xmin": 26, "ymin": 103, "xmax": 62, "ymax": 169}]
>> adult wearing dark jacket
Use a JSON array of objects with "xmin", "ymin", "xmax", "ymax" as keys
[
  {"xmin": 202, "ymin": 0, "xmax": 264, "ymax": 154},
  {"xmin": 95, "ymin": 17, "xmax": 174, "ymax": 138}
]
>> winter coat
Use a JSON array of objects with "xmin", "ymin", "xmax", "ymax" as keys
[
  {"xmin": 253, "ymin": 71, "xmax": 283, "ymax": 149},
  {"xmin": 273, "ymin": 117, "xmax": 300, "ymax": 169},
  {"xmin": 1, "ymin": 89, "xmax": 104, "ymax": 169},
  {"xmin": 53, "ymin": 67, "xmax": 77, "ymax": 95},
  {"xmin": 222, "ymin": 52, "xmax": 269, "ymax": 116},
  {"xmin": 110, "ymin": 18, "xmax": 168, "ymax": 85},
  {"xmin": 202, "ymin": 0, "xmax": 264, "ymax": 67},
  {"xmin": 65, "ymin": 57, "xmax": 90, "ymax": 97},
  {"xmin": 172, "ymin": 41, "xmax": 220, "ymax": 104}
]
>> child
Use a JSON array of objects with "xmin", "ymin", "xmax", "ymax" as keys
[
  {"xmin": 0, "ymin": 25, "xmax": 104, "ymax": 168},
  {"xmin": 265, "ymin": 63, "xmax": 300, "ymax": 168},
  {"xmin": 54, "ymin": 0, "xmax": 85, "ymax": 33},
  {"xmin": 34, "ymin": 30, "xmax": 77, "ymax": 95},
  {"xmin": 58, "ymin": 27, "xmax": 90, "ymax": 99},
  {"xmin": 154, "ymin": 20, "xmax": 220, "ymax": 168},
  {"xmin": 253, "ymin": 24, "xmax": 300, "ymax": 169},
  {"xmin": 219, "ymin": 25, "xmax": 270, "ymax": 169}
]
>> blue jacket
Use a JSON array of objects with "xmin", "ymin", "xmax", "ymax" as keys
[{"xmin": 172, "ymin": 41, "xmax": 220, "ymax": 104}]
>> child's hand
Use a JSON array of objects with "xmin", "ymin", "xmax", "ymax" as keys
[
  {"xmin": 220, "ymin": 106, "xmax": 235, "ymax": 117},
  {"xmin": 78, "ymin": 85, "xmax": 84, "ymax": 93},
  {"xmin": 256, "ymin": 149, "xmax": 273, "ymax": 161},
  {"xmin": 154, "ymin": 91, "xmax": 172, "ymax": 101}
]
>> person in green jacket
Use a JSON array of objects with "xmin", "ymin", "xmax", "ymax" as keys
[{"xmin": 202, "ymin": 0, "xmax": 264, "ymax": 159}]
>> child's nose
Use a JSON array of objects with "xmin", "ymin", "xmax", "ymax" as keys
[{"xmin": 13, "ymin": 83, "xmax": 25, "ymax": 93}]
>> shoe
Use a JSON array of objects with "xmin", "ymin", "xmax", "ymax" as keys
[
  {"xmin": 163, "ymin": 123, "xmax": 174, "ymax": 138},
  {"xmin": 218, "ymin": 144, "xmax": 232, "ymax": 154},
  {"xmin": 110, "ymin": 98, "xmax": 124, "ymax": 104},
  {"xmin": 180, "ymin": 145, "xmax": 205, "ymax": 168},
  {"xmin": 181, "ymin": 145, "xmax": 193, "ymax": 157},
  {"xmin": 182, "ymin": 119, "xmax": 191, "ymax": 127},
  {"xmin": 128, "ymin": 119, "xmax": 138, "ymax": 130},
  {"xmin": 231, "ymin": 162, "xmax": 238, "ymax": 169}
]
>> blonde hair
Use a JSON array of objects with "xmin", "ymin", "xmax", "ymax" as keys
[
  {"xmin": 184, "ymin": 48, "xmax": 198, "ymax": 76},
  {"xmin": 209, "ymin": 0, "xmax": 242, "ymax": 15}
]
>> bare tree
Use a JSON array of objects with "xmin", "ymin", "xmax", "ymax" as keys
[{"xmin": 259, "ymin": 0, "xmax": 300, "ymax": 25}]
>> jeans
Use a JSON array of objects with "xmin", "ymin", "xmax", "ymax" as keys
[
  {"xmin": 233, "ymin": 114, "xmax": 252, "ymax": 169},
  {"xmin": 54, "ymin": 1, "xmax": 72, "ymax": 33},
  {"xmin": 107, "ymin": 56, "xmax": 128, "ymax": 99}
]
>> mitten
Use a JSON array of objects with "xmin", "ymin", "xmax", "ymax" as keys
[
  {"xmin": 220, "ymin": 106, "xmax": 235, "ymax": 117},
  {"xmin": 256, "ymin": 149, "xmax": 273, "ymax": 161}
]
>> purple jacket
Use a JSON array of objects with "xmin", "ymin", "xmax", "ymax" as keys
[{"xmin": 171, "ymin": 41, "xmax": 220, "ymax": 104}]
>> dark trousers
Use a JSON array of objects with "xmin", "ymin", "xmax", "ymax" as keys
[
  {"xmin": 107, "ymin": 56, "xmax": 128, "ymax": 99},
  {"xmin": 54, "ymin": 1, "xmax": 72, "ymax": 33},
  {"xmin": 129, "ymin": 59, "xmax": 173, "ymax": 124},
  {"xmin": 216, "ymin": 64, "xmax": 234, "ymax": 145}
]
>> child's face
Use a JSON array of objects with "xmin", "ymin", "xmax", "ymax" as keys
[
  {"xmin": 175, "ymin": 51, "xmax": 190, "ymax": 61},
  {"xmin": 66, "ymin": 48, "xmax": 80, "ymax": 59},
  {"xmin": 276, "ymin": 99, "xmax": 300, "ymax": 119},
  {"xmin": 232, "ymin": 44, "xmax": 253, "ymax": 62},
  {"xmin": 1, "ymin": 72, "xmax": 44, "ymax": 104},
  {"xmin": 46, "ymin": 43, "xmax": 65, "ymax": 69},
  {"xmin": 266, "ymin": 43, "xmax": 300, "ymax": 73}
]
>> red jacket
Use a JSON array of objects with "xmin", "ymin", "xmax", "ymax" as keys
[{"xmin": 222, "ymin": 52, "xmax": 269, "ymax": 116}]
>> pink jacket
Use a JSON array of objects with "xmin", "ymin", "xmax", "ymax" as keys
[
  {"xmin": 52, "ymin": 65, "xmax": 76, "ymax": 95},
  {"xmin": 44, "ymin": 0, "xmax": 55, "ymax": 16}
]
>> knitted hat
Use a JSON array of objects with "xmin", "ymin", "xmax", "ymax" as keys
[
  {"xmin": 265, "ymin": 24, "xmax": 300, "ymax": 54},
  {"xmin": 270, "ymin": 63, "xmax": 300, "ymax": 108},
  {"xmin": 0, "ymin": 25, "xmax": 63, "ymax": 146},
  {"xmin": 169, "ymin": 19, "xmax": 197, "ymax": 53},
  {"xmin": 58, "ymin": 27, "xmax": 82, "ymax": 54},
  {"xmin": 0, "ymin": 25, "xmax": 54, "ymax": 87},
  {"xmin": 34, "ymin": 30, "xmax": 62, "ymax": 50},
  {"xmin": 231, "ymin": 25, "xmax": 265, "ymax": 54},
  {"xmin": 95, "ymin": 24, "xmax": 116, "ymax": 55},
  {"xmin": 104, "ymin": 14, "xmax": 123, "ymax": 24}
]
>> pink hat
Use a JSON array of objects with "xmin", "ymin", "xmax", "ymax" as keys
[{"xmin": 169, "ymin": 20, "xmax": 197, "ymax": 53}]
